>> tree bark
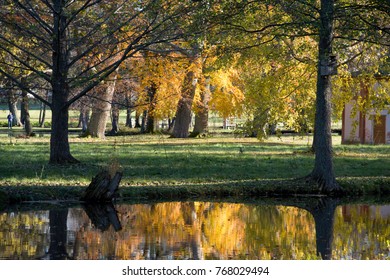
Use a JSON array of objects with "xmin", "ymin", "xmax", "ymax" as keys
[
  {"xmin": 309, "ymin": 0, "xmax": 342, "ymax": 194},
  {"xmin": 145, "ymin": 83, "xmax": 157, "ymax": 133},
  {"xmin": 21, "ymin": 80, "xmax": 33, "ymax": 136},
  {"xmin": 87, "ymin": 74, "xmax": 117, "ymax": 138},
  {"xmin": 192, "ymin": 77, "xmax": 210, "ymax": 137},
  {"xmin": 110, "ymin": 103, "xmax": 120, "ymax": 135},
  {"xmin": 78, "ymin": 106, "xmax": 90, "ymax": 133},
  {"xmin": 7, "ymin": 89, "xmax": 21, "ymax": 127},
  {"xmin": 39, "ymin": 102, "xmax": 47, "ymax": 128},
  {"xmin": 140, "ymin": 109, "xmax": 147, "ymax": 133},
  {"xmin": 134, "ymin": 111, "xmax": 140, "ymax": 128},
  {"xmin": 81, "ymin": 170, "xmax": 122, "ymax": 202},
  {"xmin": 125, "ymin": 93, "xmax": 133, "ymax": 128},
  {"xmin": 50, "ymin": 96, "xmax": 79, "ymax": 163}
]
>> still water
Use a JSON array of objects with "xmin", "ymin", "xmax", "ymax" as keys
[{"xmin": 0, "ymin": 200, "xmax": 389, "ymax": 260}]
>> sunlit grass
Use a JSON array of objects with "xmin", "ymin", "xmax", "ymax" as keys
[{"xmin": 0, "ymin": 134, "xmax": 389, "ymax": 190}]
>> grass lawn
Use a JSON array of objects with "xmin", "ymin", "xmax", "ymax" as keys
[{"xmin": 0, "ymin": 133, "xmax": 389, "ymax": 203}]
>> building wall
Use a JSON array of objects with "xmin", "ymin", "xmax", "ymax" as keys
[
  {"xmin": 364, "ymin": 114, "xmax": 373, "ymax": 144},
  {"xmin": 343, "ymin": 105, "xmax": 390, "ymax": 145},
  {"xmin": 342, "ymin": 101, "xmax": 360, "ymax": 143}
]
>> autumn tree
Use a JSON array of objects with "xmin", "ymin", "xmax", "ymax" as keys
[
  {"xmin": 219, "ymin": 0, "xmax": 389, "ymax": 194},
  {"xmin": 133, "ymin": 52, "xmax": 186, "ymax": 134},
  {"xmin": 0, "ymin": 0, "xmax": 210, "ymax": 163}
]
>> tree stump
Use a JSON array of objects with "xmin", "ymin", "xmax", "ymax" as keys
[{"xmin": 81, "ymin": 170, "xmax": 122, "ymax": 202}]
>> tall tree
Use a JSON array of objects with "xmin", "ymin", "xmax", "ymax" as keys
[{"xmin": 220, "ymin": 0, "xmax": 389, "ymax": 194}]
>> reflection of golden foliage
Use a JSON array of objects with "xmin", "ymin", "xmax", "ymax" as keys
[
  {"xmin": 1, "ymin": 203, "xmax": 389, "ymax": 260},
  {"xmin": 333, "ymin": 205, "xmax": 390, "ymax": 260}
]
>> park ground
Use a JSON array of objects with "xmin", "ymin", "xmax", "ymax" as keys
[{"xmin": 0, "ymin": 131, "xmax": 389, "ymax": 206}]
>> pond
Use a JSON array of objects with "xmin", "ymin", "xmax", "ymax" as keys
[{"xmin": 0, "ymin": 198, "xmax": 389, "ymax": 260}]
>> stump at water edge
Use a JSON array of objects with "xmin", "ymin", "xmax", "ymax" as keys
[{"xmin": 81, "ymin": 170, "xmax": 122, "ymax": 202}]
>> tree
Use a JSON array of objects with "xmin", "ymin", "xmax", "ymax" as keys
[
  {"xmin": 86, "ymin": 71, "xmax": 118, "ymax": 138},
  {"xmin": 134, "ymin": 52, "xmax": 186, "ymax": 134},
  {"xmin": 172, "ymin": 51, "xmax": 202, "ymax": 138},
  {"xmin": 219, "ymin": 0, "xmax": 389, "ymax": 194},
  {"xmin": 308, "ymin": 0, "xmax": 340, "ymax": 192},
  {"xmin": 0, "ymin": 0, "xmax": 209, "ymax": 163}
]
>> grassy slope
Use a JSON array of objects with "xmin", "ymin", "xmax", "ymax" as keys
[{"xmin": 0, "ymin": 134, "xmax": 389, "ymax": 203}]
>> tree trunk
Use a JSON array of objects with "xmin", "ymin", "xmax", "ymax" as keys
[
  {"xmin": 125, "ymin": 93, "xmax": 133, "ymax": 128},
  {"xmin": 39, "ymin": 102, "xmax": 47, "ymax": 127},
  {"xmin": 50, "ymin": 98, "xmax": 79, "ymax": 163},
  {"xmin": 78, "ymin": 106, "xmax": 90, "ymax": 133},
  {"xmin": 135, "ymin": 111, "xmax": 141, "ymax": 128},
  {"xmin": 145, "ymin": 83, "xmax": 157, "ymax": 134},
  {"xmin": 192, "ymin": 77, "xmax": 210, "ymax": 137},
  {"xmin": 168, "ymin": 118, "xmax": 175, "ymax": 130},
  {"xmin": 309, "ymin": 0, "xmax": 342, "ymax": 194},
  {"xmin": 49, "ymin": 0, "xmax": 78, "ymax": 164},
  {"xmin": 87, "ymin": 74, "xmax": 117, "ymax": 138},
  {"xmin": 39, "ymin": 90, "xmax": 49, "ymax": 127},
  {"xmin": 140, "ymin": 110, "xmax": 147, "ymax": 133},
  {"xmin": 21, "ymin": 82, "xmax": 33, "ymax": 136},
  {"xmin": 110, "ymin": 103, "xmax": 120, "ymax": 135},
  {"xmin": 145, "ymin": 114, "xmax": 155, "ymax": 133},
  {"xmin": 172, "ymin": 62, "xmax": 199, "ymax": 138},
  {"xmin": 7, "ymin": 90, "xmax": 21, "ymax": 127}
]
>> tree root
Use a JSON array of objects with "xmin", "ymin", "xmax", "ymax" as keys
[{"xmin": 304, "ymin": 174, "xmax": 345, "ymax": 197}]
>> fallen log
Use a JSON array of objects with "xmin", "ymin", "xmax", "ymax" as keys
[{"xmin": 81, "ymin": 170, "xmax": 123, "ymax": 202}]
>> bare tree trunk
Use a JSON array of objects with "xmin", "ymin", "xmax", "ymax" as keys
[
  {"xmin": 172, "ymin": 57, "xmax": 199, "ymax": 138},
  {"xmin": 7, "ymin": 89, "xmax": 21, "ymax": 127},
  {"xmin": 125, "ymin": 92, "xmax": 133, "ymax": 128},
  {"xmin": 110, "ymin": 103, "xmax": 120, "ymax": 135},
  {"xmin": 140, "ymin": 110, "xmax": 147, "ymax": 133},
  {"xmin": 87, "ymin": 74, "xmax": 117, "ymax": 138},
  {"xmin": 50, "ymin": 95, "xmax": 79, "ymax": 163},
  {"xmin": 135, "ymin": 111, "xmax": 141, "ymax": 128},
  {"xmin": 145, "ymin": 83, "xmax": 157, "ymax": 134},
  {"xmin": 192, "ymin": 77, "xmax": 210, "ymax": 137},
  {"xmin": 20, "ymin": 78, "xmax": 32, "ymax": 136},
  {"xmin": 78, "ymin": 106, "xmax": 90, "ymax": 133},
  {"xmin": 39, "ymin": 103, "xmax": 47, "ymax": 127},
  {"xmin": 309, "ymin": 0, "xmax": 342, "ymax": 194}
]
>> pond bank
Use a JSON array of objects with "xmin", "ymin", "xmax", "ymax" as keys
[{"xmin": 0, "ymin": 176, "xmax": 389, "ymax": 209}]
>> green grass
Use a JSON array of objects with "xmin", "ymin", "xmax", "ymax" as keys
[{"xmin": 0, "ymin": 134, "xmax": 389, "ymax": 203}]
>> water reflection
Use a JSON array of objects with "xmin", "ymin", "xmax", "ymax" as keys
[{"xmin": 0, "ymin": 199, "xmax": 389, "ymax": 260}]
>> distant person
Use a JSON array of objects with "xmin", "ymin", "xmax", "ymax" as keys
[{"xmin": 7, "ymin": 112, "xmax": 13, "ymax": 129}]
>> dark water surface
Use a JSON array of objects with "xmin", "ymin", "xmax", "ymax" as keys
[{"xmin": 0, "ymin": 199, "xmax": 389, "ymax": 260}]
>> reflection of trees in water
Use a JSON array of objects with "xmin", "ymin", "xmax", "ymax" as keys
[
  {"xmin": 48, "ymin": 209, "xmax": 69, "ymax": 260},
  {"xmin": 0, "ymin": 199, "xmax": 389, "ymax": 260},
  {"xmin": 310, "ymin": 198, "xmax": 338, "ymax": 260},
  {"xmin": 0, "ymin": 210, "xmax": 49, "ymax": 259}
]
